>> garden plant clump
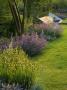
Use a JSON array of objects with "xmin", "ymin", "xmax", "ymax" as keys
[
  {"xmin": 0, "ymin": 48, "xmax": 34, "ymax": 90},
  {"xmin": 12, "ymin": 33, "xmax": 47, "ymax": 56},
  {"xmin": 0, "ymin": 38, "xmax": 10, "ymax": 51},
  {"xmin": 29, "ymin": 23, "xmax": 62, "ymax": 41}
]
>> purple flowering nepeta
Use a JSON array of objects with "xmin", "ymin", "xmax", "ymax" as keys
[
  {"xmin": 12, "ymin": 33, "xmax": 47, "ymax": 56},
  {"xmin": 29, "ymin": 23, "xmax": 62, "ymax": 41},
  {"xmin": 0, "ymin": 38, "xmax": 10, "ymax": 51}
]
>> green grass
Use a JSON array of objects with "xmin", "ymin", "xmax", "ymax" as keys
[
  {"xmin": 62, "ymin": 18, "xmax": 67, "ymax": 24},
  {"xmin": 31, "ymin": 25, "xmax": 67, "ymax": 90}
]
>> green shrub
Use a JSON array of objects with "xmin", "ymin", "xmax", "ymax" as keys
[{"xmin": 0, "ymin": 48, "xmax": 34, "ymax": 90}]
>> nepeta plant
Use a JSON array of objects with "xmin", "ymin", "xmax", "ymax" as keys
[
  {"xmin": 29, "ymin": 23, "xmax": 62, "ymax": 41},
  {"xmin": 0, "ymin": 38, "xmax": 10, "ymax": 51},
  {"xmin": 12, "ymin": 33, "xmax": 47, "ymax": 56}
]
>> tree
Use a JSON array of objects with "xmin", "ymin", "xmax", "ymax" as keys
[
  {"xmin": 8, "ymin": 0, "xmax": 54, "ymax": 35},
  {"xmin": 8, "ymin": 0, "xmax": 23, "ymax": 35}
]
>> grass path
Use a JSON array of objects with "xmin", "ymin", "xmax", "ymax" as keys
[{"xmin": 32, "ymin": 25, "xmax": 67, "ymax": 90}]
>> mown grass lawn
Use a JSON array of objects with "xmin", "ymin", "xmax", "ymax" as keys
[{"xmin": 31, "ymin": 25, "xmax": 67, "ymax": 90}]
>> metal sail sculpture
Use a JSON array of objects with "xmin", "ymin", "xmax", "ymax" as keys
[{"xmin": 48, "ymin": 13, "xmax": 63, "ymax": 23}]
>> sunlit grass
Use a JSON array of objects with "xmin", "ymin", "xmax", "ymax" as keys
[{"xmin": 31, "ymin": 25, "xmax": 67, "ymax": 90}]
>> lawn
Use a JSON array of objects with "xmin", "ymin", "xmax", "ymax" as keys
[
  {"xmin": 31, "ymin": 25, "xmax": 67, "ymax": 90},
  {"xmin": 62, "ymin": 18, "xmax": 67, "ymax": 24}
]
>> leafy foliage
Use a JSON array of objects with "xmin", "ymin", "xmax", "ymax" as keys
[{"xmin": 0, "ymin": 48, "xmax": 34, "ymax": 89}]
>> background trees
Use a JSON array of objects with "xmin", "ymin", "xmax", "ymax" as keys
[{"xmin": 0, "ymin": 0, "xmax": 67, "ymax": 37}]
